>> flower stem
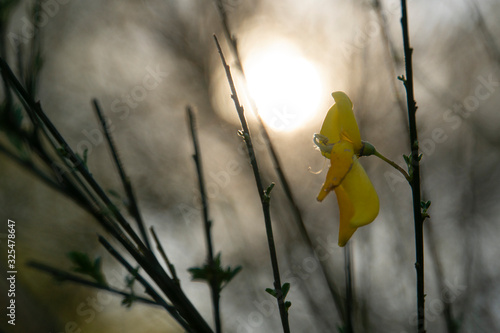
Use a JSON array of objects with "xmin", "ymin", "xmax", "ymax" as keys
[{"xmin": 373, "ymin": 150, "xmax": 411, "ymax": 182}]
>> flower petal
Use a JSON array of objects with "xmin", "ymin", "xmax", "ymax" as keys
[
  {"xmin": 317, "ymin": 141, "xmax": 354, "ymax": 202},
  {"xmin": 334, "ymin": 185, "xmax": 357, "ymax": 247},
  {"xmin": 319, "ymin": 91, "xmax": 362, "ymax": 158},
  {"xmin": 339, "ymin": 157, "xmax": 379, "ymax": 228},
  {"xmin": 334, "ymin": 158, "xmax": 379, "ymax": 246}
]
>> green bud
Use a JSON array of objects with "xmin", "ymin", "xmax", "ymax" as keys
[{"xmin": 360, "ymin": 141, "xmax": 376, "ymax": 157}]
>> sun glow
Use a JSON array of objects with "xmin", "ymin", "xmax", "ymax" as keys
[{"xmin": 244, "ymin": 43, "xmax": 323, "ymax": 131}]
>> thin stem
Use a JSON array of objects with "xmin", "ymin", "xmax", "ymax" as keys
[
  {"xmin": 400, "ymin": 1, "xmax": 425, "ymax": 332},
  {"xmin": 0, "ymin": 143, "xmax": 61, "ymax": 194},
  {"xmin": 98, "ymin": 236, "xmax": 195, "ymax": 333},
  {"xmin": 344, "ymin": 242, "xmax": 354, "ymax": 333},
  {"xmin": 27, "ymin": 261, "xmax": 159, "ymax": 306},
  {"xmin": 213, "ymin": 2, "xmax": 346, "ymax": 325},
  {"xmin": 150, "ymin": 226, "xmax": 180, "ymax": 287},
  {"xmin": 373, "ymin": 150, "xmax": 411, "ymax": 182},
  {"xmin": 214, "ymin": 35, "xmax": 290, "ymax": 333},
  {"xmin": 186, "ymin": 106, "xmax": 221, "ymax": 333},
  {"xmin": 0, "ymin": 58, "xmax": 213, "ymax": 332},
  {"xmin": 0, "ymin": 57, "xmax": 147, "ymax": 252},
  {"xmin": 92, "ymin": 98, "xmax": 151, "ymax": 251},
  {"xmin": 371, "ymin": 0, "xmax": 408, "ymax": 126}
]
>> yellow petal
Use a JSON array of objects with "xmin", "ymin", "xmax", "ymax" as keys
[
  {"xmin": 319, "ymin": 91, "xmax": 363, "ymax": 158},
  {"xmin": 340, "ymin": 157, "xmax": 380, "ymax": 228},
  {"xmin": 334, "ymin": 185, "xmax": 357, "ymax": 247},
  {"xmin": 335, "ymin": 158, "xmax": 379, "ymax": 246},
  {"xmin": 317, "ymin": 141, "xmax": 354, "ymax": 202}
]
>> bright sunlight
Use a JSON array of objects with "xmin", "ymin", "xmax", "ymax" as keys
[{"xmin": 244, "ymin": 42, "xmax": 323, "ymax": 131}]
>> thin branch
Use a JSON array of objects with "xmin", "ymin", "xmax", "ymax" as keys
[
  {"xmin": 371, "ymin": 0, "xmax": 408, "ymax": 127},
  {"xmin": 150, "ymin": 226, "xmax": 180, "ymax": 286},
  {"xmin": 400, "ymin": 2, "xmax": 425, "ymax": 332},
  {"xmin": 214, "ymin": 0, "xmax": 239, "ymax": 64},
  {"xmin": 0, "ymin": 142, "xmax": 61, "ymax": 194},
  {"xmin": 98, "ymin": 236, "xmax": 194, "ymax": 333},
  {"xmin": 186, "ymin": 106, "xmax": 221, "ymax": 333},
  {"xmin": 344, "ymin": 243, "xmax": 354, "ymax": 333},
  {"xmin": 213, "ymin": 3, "xmax": 346, "ymax": 327},
  {"xmin": 0, "ymin": 57, "xmax": 147, "ymax": 252},
  {"xmin": 470, "ymin": 0, "xmax": 500, "ymax": 67},
  {"xmin": 0, "ymin": 58, "xmax": 213, "ymax": 333},
  {"xmin": 214, "ymin": 34, "xmax": 290, "ymax": 333},
  {"xmin": 92, "ymin": 98, "xmax": 151, "ymax": 250},
  {"xmin": 27, "ymin": 261, "xmax": 158, "ymax": 306}
]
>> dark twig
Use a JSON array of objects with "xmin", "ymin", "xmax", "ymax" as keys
[
  {"xmin": 400, "ymin": 2, "xmax": 425, "ymax": 332},
  {"xmin": 0, "ymin": 57, "xmax": 147, "ymax": 252},
  {"xmin": 27, "ymin": 261, "xmax": 158, "ymax": 306},
  {"xmin": 98, "ymin": 236, "xmax": 194, "ymax": 333},
  {"xmin": 150, "ymin": 226, "xmax": 180, "ymax": 287},
  {"xmin": 213, "ymin": 2, "xmax": 345, "ymax": 326},
  {"xmin": 92, "ymin": 98, "xmax": 151, "ymax": 251},
  {"xmin": 186, "ymin": 106, "xmax": 221, "ymax": 333},
  {"xmin": 344, "ymin": 243, "xmax": 354, "ymax": 333},
  {"xmin": 0, "ymin": 58, "xmax": 213, "ymax": 333},
  {"xmin": 214, "ymin": 34, "xmax": 290, "ymax": 333},
  {"xmin": 0, "ymin": 143, "xmax": 62, "ymax": 194},
  {"xmin": 371, "ymin": 0, "xmax": 407, "ymax": 124},
  {"xmin": 470, "ymin": 0, "xmax": 500, "ymax": 66}
]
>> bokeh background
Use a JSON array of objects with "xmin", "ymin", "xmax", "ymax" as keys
[{"xmin": 1, "ymin": 0, "xmax": 500, "ymax": 332}]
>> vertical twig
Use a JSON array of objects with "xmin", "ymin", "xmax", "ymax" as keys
[
  {"xmin": 213, "ymin": 2, "xmax": 346, "ymax": 326},
  {"xmin": 344, "ymin": 243, "xmax": 354, "ymax": 333},
  {"xmin": 186, "ymin": 106, "xmax": 221, "ymax": 333},
  {"xmin": 214, "ymin": 35, "xmax": 290, "ymax": 333},
  {"xmin": 150, "ymin": 226, "xmax": 180, "ymax": 287},
  {"xmin": 92, "ymin": 98, "xmax": 152, "ymax": 251},
  {"xmin": 371, "ymin": 0, "xmax": 408, "ymax": 126},
  {"xmin": 400, "ymin": 1, "xmax": 425, "ymax": 332}
]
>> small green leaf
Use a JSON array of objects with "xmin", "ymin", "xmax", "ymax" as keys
[
  {"xmin": 265, "ymin": 288, "xmax": 277, "ymax": 297},
  {"xmin": 285, "ymin": 301, "xmax": 292, "ymax": 311},
  {"xmin": 57, "ymin": 147, "xmax": 69, "ymax": 158},
  {"xmin": 265, "ymin": 282, "xmax": 291, "ymax": 300},
  {"xmin": 76, "ymin": 149, "xmax": 89, "ymax": 171},
  {"xmin": 67, "ymin": 251, "xmax": 107, "ymax": 286},
  {"xmin": 403, "ymin": 154, "xmax": 410, "ymax": 166},
  {"xmin": 121, "ymin": 266, "xmax": 140, "ymax": 308},
  {"xmin": 281, "ymin": 282, "xmax": 290, "ymax": 298},
  {"xmin": 188, "ymin": 267, "xmax": 209, "ymax": 281},
  {"xmin": 263, "ymin": 183, "xmax": 275, "ymax": 203},
  {"xmin": 125, "ymin": 266, "xmax": 140, "ymax": 288},
  {"xmin": 421, "ymin": 200, "xmax": 431, "ymax": 219},
  {"xmin": 188, "ymin": 253, "xmax": 241, "ymax": 291},
  {"xmin": 420, "ymin": 200, "xmax": 431, "ymax": 209},
  {"xmin": 121, "ymin": 294, "xmax": 137, "ymax": 308}
]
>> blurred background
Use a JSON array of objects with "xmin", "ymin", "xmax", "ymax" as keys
[{"xmin": 1, "ymin": 0, "xmax": 500, "ymax": 332}]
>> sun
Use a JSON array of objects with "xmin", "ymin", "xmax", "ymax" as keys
[{"xmin": 244, "ymin": 43, "xmax": 323, "ymax": 132}]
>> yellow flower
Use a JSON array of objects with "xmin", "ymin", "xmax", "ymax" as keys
[{"xmin": 314, "ymin": 91, "xmax": 379, "ymax": 246}]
